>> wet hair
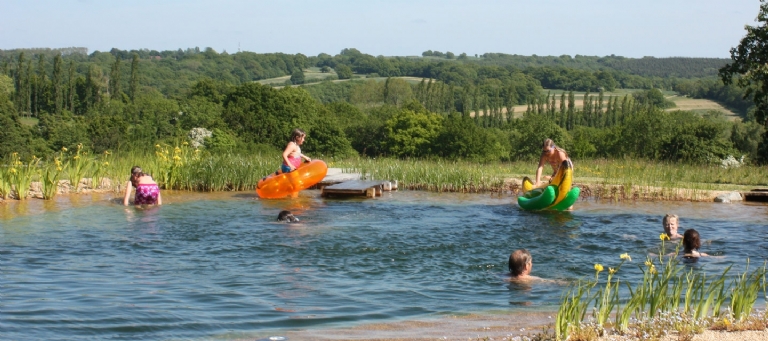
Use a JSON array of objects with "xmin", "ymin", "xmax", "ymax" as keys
[
  {"xmin": 682, "ymin": 229, "xmax": 701, "ymax": 253},
  {"xmin": 663, "ymin": 214, "xmax": 678, "ymax": 226},
  {"xmin": 130, "ymin": 166, "xmax": 145, "ymax": 188},
  {"xmin": 277, "ymin": 210, "xmax": 299, "ymax": 223},
  {"xmin": 508, "ymin": 249, "xmax": 532, "ymax": 276},
  {"xmin": 542, "ymin": 138, "xmax": 555, "ymax": 149},
  {"xmin": 289, "ymin": 128, "xmax": 306, "ymax": 144}
]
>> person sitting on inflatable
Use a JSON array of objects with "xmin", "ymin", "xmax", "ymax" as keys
[
  {"xmin": 280, "ymin": 128, "xmax": 312, "ymax": 174},
  {"xmin": 535, "ymin": 138, "xmax": 572, "ymax": 186}
]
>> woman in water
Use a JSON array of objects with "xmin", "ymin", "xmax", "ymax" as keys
[
  {"xmin": 662, "ymin": 214, "xmax": 683, "ymax": 239},
  {"xmin": 682, "ymin": 229, "xmax": 709, "ymax": 258},
  {"xmin": 280, "ymin": 128, "xmax": 312, "ymax": 173},
  {"xmin": 123, "ymin": 166, "xmax": 162, "ymax": 206}
]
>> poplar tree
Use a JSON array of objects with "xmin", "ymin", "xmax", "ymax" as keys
[
  {"xmin": 35, "ymin": 54, "xmax": 46, "ymax": 116},
  {"xmin": 15, "ymin": 52, "xmax": 25, "ymax": 114},
  {"xmin": 129, "ymin": 53, "xmax": 139, "ymax": 102},
  {"xmin": 26, "ymin": 60, "xmax": 33, "ymax": 115},
  {"xmin": 109, "ymin": 58, "xmax": 122, "ymax": 100},
  {"xmin": 68, "ymin": 61, "xmax": 75, "ymax": 112},
  {"xmin": 567, "ymin": 91, "xmax": 575, "ymax": 130},
  {"xmin": 53, "ymin": 53, "xmax": 63, "ymax": 115}
]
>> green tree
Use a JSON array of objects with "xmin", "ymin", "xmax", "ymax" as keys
[
  {"xmin": 53, "ymin": 53, "xmax": 63, "ymax": 115},
  {"xmin": 109, "ymin": 57, "xmax": 122, "ymax": 100},
  {"xmin": 130, "ymin": 53, "xmax": 139, "ymax": 102},
  {"xmin": 68, "ymin": 61, "xmax": 76, "ymax": 112},
  {"xmin": 381, "ymin": 104, "xmax": 443, "ymax": 157},
  {"xmin": 720, "ymin": 0, "xmax": 768, "ymax": 127},
  {"xmin": 290, "ymin": 68, "xmax": 305, "ymax": 85},
  {"xmin": 335, "ymin": 64, "xmax": 353, "ymax": 79}
]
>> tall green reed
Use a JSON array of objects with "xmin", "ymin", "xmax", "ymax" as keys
[
  {"xmin": 65, "ymin": 144, "xmax": 90, "ymax": 193},
  {"xmin": 40, "ymin": 156, "xmax": 66, "ymax": 200},
  {"xmin": 8, "ymin": 153, "xmax": 39, "ymax": 200},
  {"xmin": 729, "ymin": 260, "xmax": 767, "ymax": 321}
]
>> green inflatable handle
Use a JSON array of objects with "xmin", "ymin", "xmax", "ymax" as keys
[
  {"xmin": 551, "ymin": 187, "xmax": 580, "ymax": 211},
  {"xmin": 518, "ymin": 185, "xmax": 556, "ymax": 210}
]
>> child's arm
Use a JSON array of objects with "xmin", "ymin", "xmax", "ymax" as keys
[
  {"xmin": 123, "ymin": 181, "xmax": 132, "ymax": 206},
  {"xmin": 282, "ymin": 142, "xmax": 297, "ymax": 169},
  {"xmin": 301, "ymin": 153, "xmax": 311, "ymax": 162},
  {"xmin": 534, "ymin": 156, "xmax": 546, "ymax": 186},
  {"xmin": 157, "ymin": 191, "xmax": 162, "ymax": 206}
]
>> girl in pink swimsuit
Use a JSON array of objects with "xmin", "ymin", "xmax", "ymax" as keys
[
  {"xmin": 123, "ymin": 166, "xmax": 162, "ymax": 206},
  {"xmin": 280, "ymin": 129, "xmax": 312, "ymax": 173}
]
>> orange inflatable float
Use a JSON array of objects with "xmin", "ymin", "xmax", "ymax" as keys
[{"xmin": 256, "ymin": 160, "xmax": 328, "ymax": 199}]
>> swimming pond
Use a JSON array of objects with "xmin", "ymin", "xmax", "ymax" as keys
[{"xmin": 1, "ymin": 191, "xmax": 767, "ymax": 340}]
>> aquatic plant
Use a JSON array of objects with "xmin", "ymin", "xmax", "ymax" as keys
[
  {"xmin": 40, "ymin": 156, "xmax": 66, "ymax": 200},
  {"xmin": 729, "ymin": 260, "xmax": 767, "ymax": 321},
  {"xmin": 65, "ymin": 144, "xmax": 90, "ymax": 193},
  {"xmin": 8, "ymin": 153, "xmax": 39, "ymax": 200}
]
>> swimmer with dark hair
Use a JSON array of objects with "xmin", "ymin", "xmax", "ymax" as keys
[{"xmin": 277, "ymin": 210, "xmax": 299, "ymax": 223}]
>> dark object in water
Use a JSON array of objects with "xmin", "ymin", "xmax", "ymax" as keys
[
  {"xmin": 744, "ymin": 189, "xmax": 768, "ymax": 202},
  {"xmin": 277, "ymin": 210, "xmax": 299, "ymax": 222}
]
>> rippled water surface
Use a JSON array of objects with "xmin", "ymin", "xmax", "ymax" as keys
[{"xmin": 1, "ymin": 191, "xmax": 767, "ymax": 341}]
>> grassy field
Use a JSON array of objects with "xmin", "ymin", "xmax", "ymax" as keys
[
  {"xmin": 666, "ymin": 95, "xmax": 740, "ymax": 119},
  {"xmin": 470, "ymin": 89, "xmax": 742, "ymax": 120}
]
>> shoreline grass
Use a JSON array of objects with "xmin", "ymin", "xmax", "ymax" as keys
[{"xmin": 1, "ymin": 146, "xmax": 765, "ymax": 201}]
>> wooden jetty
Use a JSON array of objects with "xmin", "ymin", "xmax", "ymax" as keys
[
  {"xmin": 742, "ymin": 189, "xmax": 768, "ymax": 202},
  {"xmin": 320, "ymin": 180, "xmax": 397, "ymax": 198},
  {"xmin": 312, "ymin": 168, "xmax": 397, "ymax": 198}
]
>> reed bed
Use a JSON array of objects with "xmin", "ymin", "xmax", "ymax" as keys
[
  {"xmin": 555, "ymin": 237, "xmax": 768, "ymax": 341},
  {"xmin": 1, "ymin": 147, "xmax": 765, "ymax": 201}
]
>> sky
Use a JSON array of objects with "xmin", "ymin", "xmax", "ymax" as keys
[{"xmin": 0, "ymin": 0, "xmax": 762, "ymax": 58}]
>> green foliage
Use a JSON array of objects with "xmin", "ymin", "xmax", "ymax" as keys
[
  {"xmin": 382, "ymin": 105, "xmax": 443, "ymax": 157},
  {"xmin": 290, "ymin": 68, "xmax": 305, "ymax": 85},
  {"xmin": 204, "ymin": 128, "xmax": 238, "ymax": 152},
  {"xmin": 509, "ymin": 113, "xmax": 571, "ymax": 161},
  {"xmin": 633, "ymin": 88, "xmax": 675, "ymax": 109},
  {"xmin": 335, "ymin": 64, "xmax": 353, "ymax": 79},
  {"xmin": 436, "ymin": 113, "xmax": 510, "ymax": 161},
  {"xmin": 720, "ymin": 0, "xmax": 768, "ymax": 127}
]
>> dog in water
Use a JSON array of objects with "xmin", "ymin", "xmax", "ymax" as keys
[{"xmin": 277, "ymin": 210, "xmax": 300, "ymax": 223}]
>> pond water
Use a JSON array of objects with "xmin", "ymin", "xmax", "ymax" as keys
[{"xmin": 1, "ymin": 191, "xmax": 767, "ymax": 341}]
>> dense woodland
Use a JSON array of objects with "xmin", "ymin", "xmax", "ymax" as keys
[{"xmin": 0, "ymin": 47, "xmax": 765, "ymax": 165}]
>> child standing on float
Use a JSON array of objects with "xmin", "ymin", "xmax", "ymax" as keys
[{"xmin": 281, "ymin": 128, "xmax": 312, "ymax": 173}]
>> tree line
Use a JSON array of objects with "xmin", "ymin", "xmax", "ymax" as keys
[{"xmin": 0, "ymin": 46, "xmax": 764, "ymax": 165}]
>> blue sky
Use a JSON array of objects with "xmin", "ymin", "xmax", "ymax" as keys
[{"xmin": 0, "ymin": 0, "xmax": 761, "ymax": 58}]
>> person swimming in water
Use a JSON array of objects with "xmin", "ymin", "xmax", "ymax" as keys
[
  {"xmin": 662, "ymin": 214, "xmax": 683, "ymax": 239},
  {"xmin": 682, "ymin": 229, "xmax": 709, "ymax": 258},
  {"xmin": 277, "ymin": 210, "xmax": 299, "ymax": 223},
  {"xmin": 534, "ymin": 138, "xmax": 572, "ymax": 186},
  {"xmin": 508, "ymin": 249, "xmax": 541, "ymax": 281}
]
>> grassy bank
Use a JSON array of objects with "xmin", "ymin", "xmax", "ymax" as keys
[{"xmin": 1, "ymin": 146, "xmax": 765, "ymax": 201}]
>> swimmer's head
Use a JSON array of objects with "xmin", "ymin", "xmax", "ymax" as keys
[
  {"xmin": 683, "ymin": 229, "xmax": 701, "ymax": 252},
  {"xmin": 663, "ymin": 214, "xmax": 679, "ymax": 236},
  {"xmin": 277, "ymin": 210, "xmax": 299, "ymax": 223},
  {"xmin": 509, "ymin": 249, "xmax": 532, "ymax": 277}
]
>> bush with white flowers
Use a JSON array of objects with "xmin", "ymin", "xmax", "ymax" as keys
[{"xmin": 188, "ymin": 128, "xmax": 212, "ymax": 149}]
